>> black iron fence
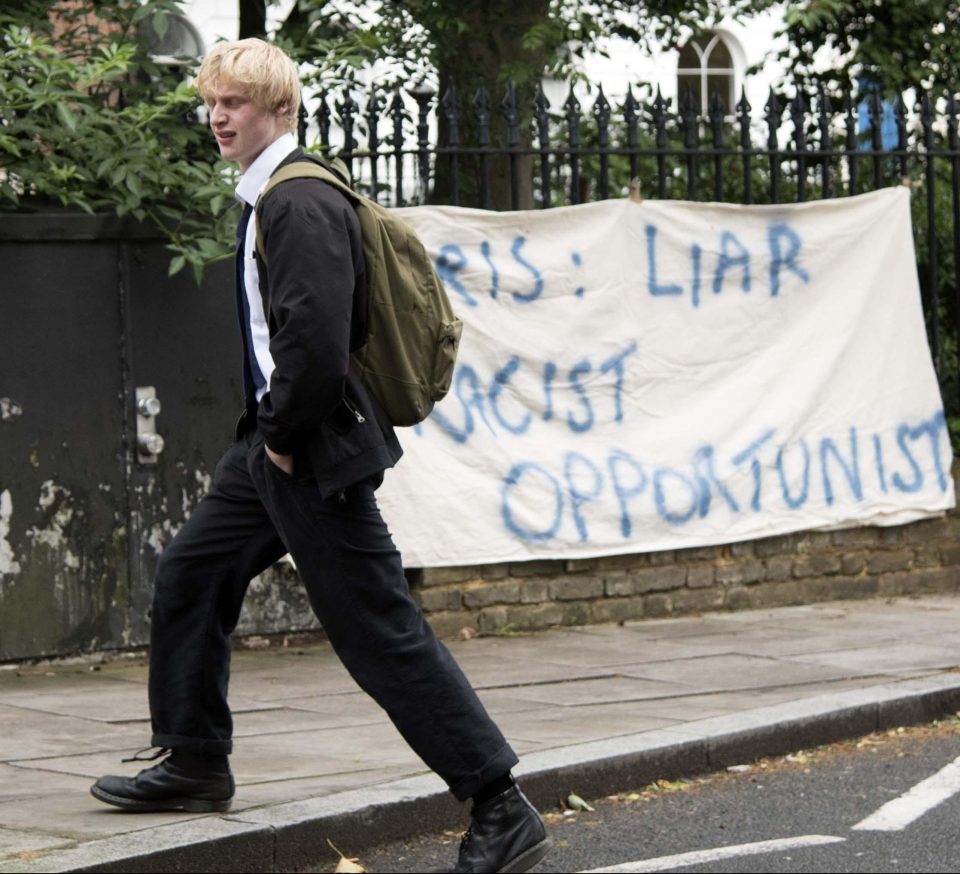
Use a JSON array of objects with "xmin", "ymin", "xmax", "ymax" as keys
[{"xmin": 297, "ymin": 81, "xmax": 960, "ymax": 425}]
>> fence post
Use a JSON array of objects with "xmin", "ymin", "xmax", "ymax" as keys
[
  {"xmin": 921, "ymin": 92, "xmax": 941, "ymax": 372},
  {"xmin": 948, "ymin": 93, "xmax": 960, "ymax": 409},
  {"xmin": 894, "ymin": 93, "xmax": 909, "ymax": 181},
  {"xmin": 473, "ymin": 86, "xmax": 491, "ymax": 209},
  {"xmin": 593, "ymin": 86, "xmax": 611, "ymax": 200},
  {"xmin": 709, "ymin": 89, "xmax": 725, "ymax": 201},
  {"xmin": 680, "ymin": 86, "xmax": 699, "ymax": 200},
  {"xmin": 790, "ymin": 92, "xmax": 808, "ymax": 202},
  {"xmin": 534, "ymin": 85, "xmax": 552, "ymax": 208},
  {"xmin": 844, "ymin": 91, "xmax": 859, "ymax": 194},
  {"xmin": 868, "ymin": 91, "xmax": 884, "ymax": 189},
  {"xmin": 390, "ymin": 91, "xmax": 405, "ymax": 207},
  {"xmin": 737, "ymin": 87, "xmax": 752, "ymax": 204},
  {"xmin": 315, "ymin": 90, "xmax": 331, "ymax": 152},
  {"xmin": 623, "ymin": 85, "xmax": 639, "ymax": 184},
  {"xmin": 564, "ymin": 86, "xmax": 582, "ymax": 204},
  {"xmin": 502, "ymin": 83, "xmax": 521, "ymax": 210},
  {"xmin": 817, "ymin": 85, "xmax": 833, "ymax": 198},
  {"xmin": 410, "ymin": 81, "xmax": 435, "ymax": 205},
  {"xmin": 765, "ymin": 89, "xmax": 782, "ymax": 203},
  {"xmin": 337, "ymin": 87, "xmax": 358, "ymax": 183},
  {"xmin": 442, "ymin": 85, "xmax": 461, "ymax": 207},
  {"xmin": 652, "ymin": 87, "xmax": 669, "ymax": 199},
  {"xmin": 366, "ymin": 89, "xmax": 383, "ymax": 202}
]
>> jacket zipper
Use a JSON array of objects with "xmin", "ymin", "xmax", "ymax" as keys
[{"xmin": 344, "ymin": 398, "xmax": 366, "ymax": 424}]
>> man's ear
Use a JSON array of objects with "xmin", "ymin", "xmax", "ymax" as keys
[{"xmin": 276, "ymin": 104, "xmax": 289, "ymax": 119}]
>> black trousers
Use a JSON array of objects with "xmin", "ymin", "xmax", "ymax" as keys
[{"xmin": 147, "ymin": 429, "xmax": 518, "ymax": 801}]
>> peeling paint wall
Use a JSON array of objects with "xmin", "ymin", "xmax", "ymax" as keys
[
  {"xmin": 0, "ymin": 223, "xmax": 286, "ymax": 660},
  {"xmin": 0, "ymin": 490, "xmax": 21, "ymax": 582}
]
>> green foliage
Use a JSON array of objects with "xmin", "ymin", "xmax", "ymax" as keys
[
  {"xmin": 774, "ymin": 0, "xmax": 960, "ymax": 96},
  {"xmin": 0, "ymin": 0, "xmax": 236, "ymax": 282},
  {"xmin": 275, "ymin": 0, "xmax": 772, "ymax": 94}
]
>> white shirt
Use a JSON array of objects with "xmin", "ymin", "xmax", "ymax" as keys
[{"xmin": 234, "ymin": 132, "xmax": 298, "ymax": 401}]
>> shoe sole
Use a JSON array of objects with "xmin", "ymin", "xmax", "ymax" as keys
[
  {"xmin": 500, "ymin": 836, "xmax": 553, "ymax": 874},
  {"xmin": 90, "ymin": 784, "xmax": 232, "ymax": 813}
]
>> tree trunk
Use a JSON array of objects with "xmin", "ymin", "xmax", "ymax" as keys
[
  {"xmin": 425, "ymin": 0, "xmax": 551, "ymax": 210},
  {"xmin": 238, "ymin": 0, "xmax": 266, "ymax": 39}
]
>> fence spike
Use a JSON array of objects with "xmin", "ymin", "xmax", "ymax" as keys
[
  {"xmin": 473, "ymin": 85, "xmax": 491, "ymax": 146},
  {"xmin": 563, "ymin": 86, "xmax": 581, "ymax": 145},
  {"xmin": 652, "ymin": 85, "xmax": 669, "ymax": 152},
  {"xmin": 501, "ymin": 82, "xmax": 520, "ymax": 147},
  {"xmin": 948, "ymin": 93, "xmax": 959, "ymax": 148},
  {"xmin": 623, "ymin": 85, "xmax": 639, "ymax": 121},
  {"xmin": 534, "ymin": 84, "xmax": 551, "ymax": 115},
  {"xmin": 623, "ymin": 85, "xmax": 639, "ymax": 152},
  {"xmin": 336, "ymin": 89, "xmax": 359, "ymax": 155},
  {"xmin": 765, "ymin": 89, "xmax": 783, "ymax": 150},
  {"xmin": 442, "ymin": 85, "xmax": 460, "ymax": 145},
  {"xmin": 843, "ymin": 90, "xmax": 857, "ymax": 145},
  {"xmin": 736, "ymin": 86, "xmax": 752, "ymax": 149},
  {"xmin": 365, "ymin": 87, "xmax": 383, "ymax": 140},
  {"xmin": 680, "ymin": 85, "xmax": 698, "ymax": 149},
  {"xmin": 315, "ymin": 90, "xmax": 331, "ymax": 150},
  {"xmin": 790, "ymin": 92, "xmax": 808, "ymax": 150},
  {"xmin": 708, "ymin": 88, "xmax": 725, "ymax": 146},
  {"xmin": 593, "ymin": 85, "xmax": 611, "ymax": 124},
  {"xmin": 297, "ymin": 100, "xmax": 308, "ymax": 147},
  {"xmin": 534, "ymin": 84, "xmax": 552, "ymax": 208},
  {"xmin": 920, "ymin": 91, "xmax": 934, "ymax": 131},
  {"xmin": 534, "ymin": 84, "xmax": 551, "ymax": 143},
  {"xmin": 816, "ymin": 84, "xmax": 833, "ymax": 145}
]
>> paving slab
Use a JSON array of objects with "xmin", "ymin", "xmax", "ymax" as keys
[{"xmin": 1, "ymin": 593, "xmax": 960, "ymax": 873}]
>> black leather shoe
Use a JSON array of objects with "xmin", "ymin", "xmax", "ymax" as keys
[
  {"xmin": 454, "ymin": 784, "xmax": 552, "ymax": 873},
  {"xmin": 90, "ymin": 753, "xmax": 234, "ymax": 813}
]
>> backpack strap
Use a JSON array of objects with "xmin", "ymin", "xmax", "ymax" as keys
[{"xmin": 253, "ymin": 158, "xmax": 357, "ymax": 261}]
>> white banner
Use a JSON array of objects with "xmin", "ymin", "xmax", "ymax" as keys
[{"xmin": 377, "ymin": 188, "xmax": 955, "ymax": 567}]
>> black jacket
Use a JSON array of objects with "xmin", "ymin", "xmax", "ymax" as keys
[{"xmin": 252, "ymin": 149, "xmax": 402, "ymax": 497}]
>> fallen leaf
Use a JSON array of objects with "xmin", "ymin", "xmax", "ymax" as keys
[
  {"xmin": 567, "ymin": 792, "xmax": 595, "ymax": 812},
  {"xmin": 327, "ymin": 839, "xmax": 366, "ymax": 873}
]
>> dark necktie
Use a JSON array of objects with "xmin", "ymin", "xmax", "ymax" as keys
[{"xmin": 235, "ymin": 203, "xmax": 266, "ymax": 417}]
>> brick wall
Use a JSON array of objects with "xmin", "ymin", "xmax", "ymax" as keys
[{"xmin": 408, "ymin": 464, "xmax": 960, "ymax": 638}]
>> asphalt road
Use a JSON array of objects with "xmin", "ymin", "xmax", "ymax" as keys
[{"xmin": 316, "ymin": 715, "xmax": 960, "ymax": 874}]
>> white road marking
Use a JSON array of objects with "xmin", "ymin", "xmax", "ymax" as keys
[
  {"xmin": 852, "ymin": 754, "xmax": 960, "ymax": 832},
  {"xmin": 578, "ymin": 835, "xmax": 846, "ymax": 873}
]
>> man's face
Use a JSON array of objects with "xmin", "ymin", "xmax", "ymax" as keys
[{"xmin": 207, "ymin": 86, "xmax": 288, "ymax": 171}]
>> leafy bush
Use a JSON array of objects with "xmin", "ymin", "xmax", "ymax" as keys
[{"xmin": 0, "ymin": 0, "xmax": 236, "ymax": 281}]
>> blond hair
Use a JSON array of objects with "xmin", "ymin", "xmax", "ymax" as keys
[{"xmin": 196, "ymin": 38, "xmax": 301, "ymax": 133}]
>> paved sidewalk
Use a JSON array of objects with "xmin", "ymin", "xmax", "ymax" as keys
[{"xmin": 2, "ymin": 593, "xmax": 960, "ymax": 873}]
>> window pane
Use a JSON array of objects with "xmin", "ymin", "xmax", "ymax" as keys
[
  {"xmin": 678, "ymin": 42, "xmax": 701, "ymax": 69},
  {"xmin": 707, "ymin": 38, "xmax": 732, "ymax": 69}
]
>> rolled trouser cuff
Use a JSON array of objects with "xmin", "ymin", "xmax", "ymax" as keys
[
  {"xmin": 151, "ymin": 732, "xmax": 233, "ymax": 757},
  {"xmin": 448, "ymin": 742, "xmax": 520, "ymax": 802}
]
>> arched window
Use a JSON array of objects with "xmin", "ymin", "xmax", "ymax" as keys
[{"xmin": 677, "ymin": 31, "xmax": 738, "ymax": 112}]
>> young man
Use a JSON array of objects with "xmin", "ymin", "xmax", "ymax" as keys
[{"xmin": 90, "ymin": 38, "xmax": 551, "ymax": 874}]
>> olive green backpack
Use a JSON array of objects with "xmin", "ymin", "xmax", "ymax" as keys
[{"xmin": 254, "ymin": 157, "xmax": 462, "ymax": 427}]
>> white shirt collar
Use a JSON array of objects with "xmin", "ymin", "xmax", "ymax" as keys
[{"xmin": 235, "ymin": 132, "xmax": 298, "ymax": 207}]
